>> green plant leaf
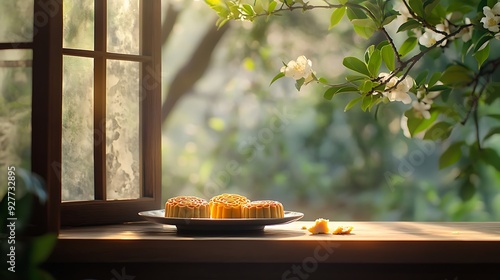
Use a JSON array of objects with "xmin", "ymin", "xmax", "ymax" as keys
[
  {"xmin": 351, "ymin": 19, "xmax": 377, "ymax": 38},
  {"xmin": 346, "ymin": 6, "xmax": 367, "ymax": 20},
  {"xmin": 329, "ymin": 6, "xmax": 346, "ymax": 30},
  {"xmin": 408, "ymin": 0, "xmax": 425, "ymax": 17},
  {"xmin": 268, "ymin": 0, "xmax": 277, "ymax": 13},
  {"xmin": 415, "ymin": 71, "xmax": 428, "ymax": 87},
  {"xmin": 428, "ymin": 72, "xmax": 441, "ymax": 87},
  {"xmin": 368, "ymin": 49, "xmax": 382, "ymax": 77},
  {"xmin": 343, "ymin": 56, "xmax": 371, "ymax": 76},
  {"xmin": 361, "ymin": 94, "xmax": 374, "ymax": 111},
  {"xmin": 323, "ymin": 85, "xmax": 357, "ymax": 100},
  {"xmin": 481, "ymin": 148, "xmax": 500, "ymax": 171},
  {"xmin": 360, "ymin": 80, "xmax": 374, "ymax": 93},
  {"xmin": 459, "ymin": 179, "xmax": 475, "ymax": 201},
  {"xmin": 472, "ymin": 33, "xmax": 493, "ymax": 53},
  {"xmin": 382, "ymin": 14, "xmax": 398, "ymax": 26},
  {"xmin": 241, "ymin": 4, "xmax": 256, "ymax": 16},
  {"xmin": 344, "ymin": 95, "xmax": 363, "ymax": 111},
  {"xmin": 423, "ymin": 121, "xmax": 452, "ymax": 141},
  {"xmin": 270, "ymin": 72, "xmax": 285, "ymax": 86},
  {"xmin": 346, "ymin": 75, "xmax": 367, "ymax": 82},
  {"xmin": 399, "ymin": 37, "xmax": 418, "ymax": 57},
  {"xmin": 427, "ymin": 85, "xmax": 448, "ymax": 92},
  {"xmin": 440, "ymin": 65, "xmax": 473, "ymax": 86},
  {"xmin": 397, "ymin": 19, "xmax": 422, "ymax": 33},
  {"xmin": 483, "ymin": 127, "xmax": 500, "ymax": 141},
  {"xmin": 439, "ymin": 141, "xmax": 464, "ymax": 169},
  {"xmin": 473, "ymin": 43, "xmax": 490, "ymax": 69},
  {"xmin": 363, "ymin": 1, "xmax": 382, "ymax": 22},
  {"xmin": 381, "ymin": 45, "xmax": 395, "ymax": 71},
  {"xmin": 485, "ymin": 114, "xmax": 500, "ymax": 120},
  {"xmin": 30, "ymin": 234, "xmax": 58, "ymax": 265},
  {"xmin": 295, "ymin": 78, "xmax": 305, "ymax": 91}
]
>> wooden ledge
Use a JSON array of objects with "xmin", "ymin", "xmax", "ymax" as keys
[{"xmin": 49, "ymin": 221, "xmax": 500, "ymax": 264}]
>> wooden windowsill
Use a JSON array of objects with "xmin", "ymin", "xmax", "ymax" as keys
[{"xmin": 49, "ymin": 221, "xmax": 500, "ymax": 264}]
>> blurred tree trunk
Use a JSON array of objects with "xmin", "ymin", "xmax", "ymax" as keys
[{"xmin": 160, "ymin": 3, "xmax": 229, "ymax": 125}]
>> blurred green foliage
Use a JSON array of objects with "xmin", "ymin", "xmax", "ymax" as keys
[{"xmin": 162, "ymin": 0, "xmax": 500, "ymax": 221}]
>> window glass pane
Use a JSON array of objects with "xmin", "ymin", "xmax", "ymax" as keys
[
  {"xmin": 107, "ymin": 0, "xmax": 140, "ymax": 55},
  {"xmin": 0, "ymin": 50, "xmax": 32, "ymax": 198},
  {"xmin": 0, "ymin": 1, "xmax": 33, "ymax": 43},
  {"xmin": 62, "ymin": 55, "xmax": 95, "ymax": 201},
  {"xmin": 106, "ymin": 59, "xmax": 140, "ymax": 200},
  {"xmin": 63, "ymin": 0, "xmax": 94, "ymax": 50}
]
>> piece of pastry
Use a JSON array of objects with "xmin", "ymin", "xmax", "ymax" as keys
[
  {"xmin": 308, "ymin": 218, "xmax": 330, "ymax": 234},
  {"xmin": 209, "ymin": 193, "xmax": 250, "ymax": 218},
  {"xmin": 241, "ymin": 200, "xmax": 284, "ymax": 218},
  {"xmin": 164, "ymin": 196, "xmax": 210, "ymax": 218},
  {"xmin": 332, "ymin": 225, "xmax": 354, "ymax": 235}
]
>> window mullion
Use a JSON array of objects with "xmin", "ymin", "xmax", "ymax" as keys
[{"xmin": 93, "ymin": 0, "xmax": 107, "ymax": 201}]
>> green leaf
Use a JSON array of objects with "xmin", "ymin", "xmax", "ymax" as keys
[
  {"xmin": 399, "ymin": 37, "xmax": 418, "ymax": 57},
  {"xmin": 338, "ymin": 0, "xmax": 348, "ymax": 4},
  {"xmin": 381, "ymin": 45, "xmax": 395, "ymax": 71},
  {"xmin": 428, "ymin": 72, "xmax": 441, "ymax": 87},
  {"xmin": 405, "ymin": 109, "xmax": 438, "ymax": 136},
  {"xmin": 363, "ymin": 1, "xmax": 382, "ymax": 22},
  {"xmin": 483, "ymin": 127, "xmax": 500, "ymax": 141},
  {"xmin": 344, "ymin": 96, "xmax": 363, "ymax": 111},
  {"xmin": 481, "ymin": 148, "xmax": 500, "ymax": 171},
  {"xmin": 461, "ymin": 40, "xmax": 473, "ymax": 61},
  {"xmin": 323, "ymin": 85, "xmax": 357, "ymax": 100},
  {"xmin": 361, "ymin": 94, "xmax": 373, "ymax": 111},
  {"xmin": 472, "ymin": 33, "xmax": 493, "ymax": 53},
  {"xmin": 30, "ymin": 234, "xmax": 58, "ymax": 265},
  {"xmin": 329, "ymin": 6, "xmax": 346, "ymax": 30},
  {"xmin": 439, "ymin": 141, "xmax": 464, "ymax": 169},
  {"xmin": 440, "ymin": 65, "xmax": 473, "ymax": 86},
  {"xmin": 423, "ymin": 0, "xmax": 441, "ymax": 17},
  {"xmin": 343, "ymin": 56, "xmax": 371, "ymax": 77},
  {"xmin": 485, "ymin": 114, "xmax": 500, "ymax": 121},
  {"xmin": 368, "ymin": 49, "xmax": 382, "ymax": 77},
  {"xmin": 352, "ymin": 18, "xmax": 377, "ymax": 38},
  {"xmin": 241, "ymin": 4, "xmax": 256, "ymax": 16},
  {"xmin": 397, "ymin": 19, "xmax": 422, "ymax": 33},
  {"xmin": 318, "ymin": 77, "xmax": 329, "ymax": 84},
  {"xmin": 360, "ymin": 80, "xmax": 374, "ymax": 93},
  {"xmin": 346, "ymin": 75, "xmax": 367, "ymax": 82},
  {"xmin": 381, "ymin": 14, "xmax": 398, "ymax": 26},
  {"xmin": 365, "ymin": 45, "xmax": 375, "ymax": 63},
  {"xmin": 295, "ymin": 78, "xmax": 305, "ymax": 91},
  {"xmin": 459, "ymin": 179, "xmax": 475, "ymax": 202},
  {"xmin": 427, "ymin": 84, "xmax": 449, "ymax": 92},
  {"xmin": 473, "ymin": 43, "xmax": 490, "ymax": 69},
  {"xmin": 268, "ymin": 0, "xmax": 277, "ymax": 13},
  {"xmin": 415, "ymin": 71, "xmax": 428, "ymax": 87},
  {"xmin": 270, "ymin": 72, "xmax": 285, "ymax": 86},
  {"xmin": 423, "ymin": 121, "xmax": 453, "ymax": 141},
  {"xmin": 346, "ymin": 6, "xmax": 367, "ymax": 20},
  {"xmin": 408, "ymin": 0, "xmax": 425, "ymax": 17}
]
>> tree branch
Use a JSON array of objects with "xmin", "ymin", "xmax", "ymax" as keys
[
  {"xmin": 161, "ymin": 23, "xmax": 230, "ymax": 125},
  {"xmin": 162, "ymin": 2, "xmax": 180, "ymax": 46}
]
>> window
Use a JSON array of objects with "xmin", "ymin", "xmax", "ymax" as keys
[{"xmin": 28, "ymin": 0, "xmax": 161, "ymax": 229}]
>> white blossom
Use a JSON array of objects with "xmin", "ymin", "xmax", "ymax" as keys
[
  {"xmin": 280, "ymin": 55, "xmax": 314, "ymax": 81},
  {"xmin": 378, "ymin": 73, "xmax": 414, "ymax": 104},
  {"xmin": 394, "ymin": 0, "xmax": 411, "ymax": 22},
  {"xmin": 418, "ymin": 23, "xmax": 449, "ymax": 48},
  {"xmin": 412, "ymin": 100, "xmax": 431, "ymax": 119},
  {"xmin": 458, "ymin": 18, "xmax": 473, "ymax": 42},
  {"xmin": 480, "ymin": 3, "xmax": 500, "ymax": 33}
]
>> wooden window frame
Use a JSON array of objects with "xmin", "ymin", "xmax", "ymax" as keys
[{"xmin": 31, "ymin": 0, "xmax": 162, "ymax": 231}]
